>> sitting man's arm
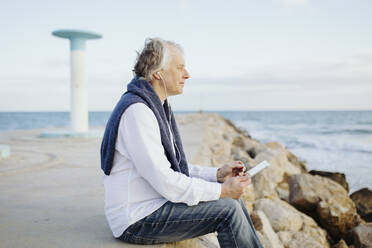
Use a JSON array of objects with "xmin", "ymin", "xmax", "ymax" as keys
[
  {"xmin": 120, "ymin": 103, "xmax": 221, "ymax": 206},
  {"xmin": 188, "ymin": 163, "xmax": 219, "ymax": 182}
]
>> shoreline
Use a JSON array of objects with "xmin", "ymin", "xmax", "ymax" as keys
[
  {"xmin": 0, "ymin": 113, "xmax": 370, "ymax": 247},
  {"xmin": 0, "ymin": 115, "xmax": 370, "ymax": 195}
]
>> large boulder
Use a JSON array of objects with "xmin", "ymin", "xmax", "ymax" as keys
[
  {"xmin": 244, "ymin": 139, "xmax": 266, "ymax": 159},
  {"xmin": 203, "ymin": 114, "xmax": 235, "ymax": 166},
  {"xmin": 276, "ymin": 181, "xmax": 290, "ymax": 203},
  {"xmin": 350, "ymin": 188, "xmax": 372, "ymax": 222},
  {"xmin": 251, "ymin": 143, "xmax": 302, "ymax": 200},
  {"xmin": 254, "ymin": 198, "xmax": 330, "ymax": 247},
  {"xmin": 333, "ymin": 239, "xmax": 348, "ymax": 248},
  {"xmin": 251, "ymin": 165, "xmax": 281, "ymax": 200},
  {"xmin": 260, "ymin": 142, "xmax": 302, "ymax": 178},
  {"xmin": 309, "ymin": 170, "xmax": 349, "ymax": 193},
  {"xmin": 241, "ymin": 184, "xmax": 255, "ymax": 213},
  {"xmin": 288, "ymin": 174, "xmax": 361, "ymax": 240},
  {"xmin": 251, "ymin": 210, "xmax": 284, "ymax": 248},
  {"xmin": 285, "ymin": 150, "xmax": 308, "ymax": 173},
  {"xmin": 254, "ymin": 198, "xmax": 303, "ymax": 232},
  {"xmin": 230, "ymin": 146, "xmax": 255, "ymax": 166},
  {"xmin": 277, "ymin": 231, "xmax": 326, "ymax": 248},
  {"xmin": 223, "ymin": 118, "xmax": 252, "ymax": 138},
  {"xmin": 231, "ymin": 135, "xmax": 247, "ymax": 149},
  {"xmin": 265, "ymin": 142, "xmax": 307, "ymax": 171},
  {"xmin": 344, "ymin": 223, "xmax": 372, "ymax": 248}
]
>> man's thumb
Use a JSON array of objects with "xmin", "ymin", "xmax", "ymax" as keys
[
  {"xmin": 240, "ymin": 179, "xmax": 251, "ymax": 187},
  {"xmin": 238, "ymin": 175, "xmax": 250, "ymax": 181}
]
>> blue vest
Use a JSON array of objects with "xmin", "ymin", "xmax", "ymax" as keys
[{"xmin": 100, "ymin": 77, "xmax": 190, "ymax": 176}]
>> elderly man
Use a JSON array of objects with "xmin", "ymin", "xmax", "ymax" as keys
[{"xmin": 100, "ymin": 38, "xmax": 263, "ymax": 248}]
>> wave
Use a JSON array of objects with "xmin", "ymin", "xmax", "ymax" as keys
[
  {"xmin": 319, "ymin": 129, "xmax": 372, "ymax": 135},
  {"xmin": 284, "ymin": 138, "xmax": 372, "ymax": 154},
  {"xmin": 357, "ymin": 121, "xmax": 372, "ymax": 125},
  {"xmin": 285, "ymin": 140, "xmax": 318, "ymax": 149}
]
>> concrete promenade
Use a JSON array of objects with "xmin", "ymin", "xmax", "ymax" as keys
[{"xmin": 0, "ymin": 115, "xmax": 206, "ymax": 248}]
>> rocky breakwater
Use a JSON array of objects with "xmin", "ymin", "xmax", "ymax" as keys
[{"xmin": 175, "ymin": 113, "xmax": 371, "ymax": 248}]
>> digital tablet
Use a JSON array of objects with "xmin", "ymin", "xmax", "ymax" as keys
[{"xmin": 247, "ymin": 160, "xmax": 270, "ymax": 177}]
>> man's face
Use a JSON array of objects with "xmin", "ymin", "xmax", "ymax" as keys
[{"xmin": 161, "ymin": 46, "xmax": 190, "ymax": 96}]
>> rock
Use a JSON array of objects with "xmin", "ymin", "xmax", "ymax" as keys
[
  {"xmin": 251, "ymin": 210, "xmax": 284, "ymax": 248},
  {"xmin": 288, "ymin": 174, "xmax": 361, "ymax": 240},
  {"xmin": 195, "ymin": 232, "xmax": 220, "ymax": 248},
  {"xmin": 210, "ymin": 142, "xmax": 232, "ymax": 166},
  {"xmin": 250, "ymin": 149, "xmax": 282, "ymax": 199},
  {"xmin": 309, "ymin": 170, "xmax": 349, "ymax": 193},
  {"xmin": 230, "ymin": 146, "xmax": 255, "ymax": 166},
  {"xmin": 286, "ymin": 150, "xmax": 308, "ymax": 173},
  {"xmin": 206, "ymin": 117, "xmax": 233, "ymax": 166},
  {"xmin": 276, "ymin": 182, "xmax": 290, "ymax": 203},
  {"xmin": 258, "ymin": 142, "xmax": 302, "ymax": 178},
  {"xmin": 165, "ymin": 239, "xmax": 198, "ymax": 248},
  {"xmin": 244, "ymin": 138, "xmax": 266, "ymax": 159},
  {"xmin": 232, "ymin": 135, "xmax": 246, "ymax": 149},
  {"xmin": 277, "ymin": 231, "xmax": 326, "ymax": 248},
  {"xmin": 254, "ymin": 198, "xmax": 303, "ymax": 232},
  {"xmin": 264, "ymin": 142, "xmax": 308, "ymax": 174},
  {"xmin": 252, "ymin": 170, "xmax": 280, "ymax": 200},
  {"xmin": 333, "ymin": 239, "xmax": 348, "ymax": 248},
  {"xmin": 299, "ymin": 211, "xmax": 331, "ymax": 247},
  {"xmin": 251, "ymin": 144, "xmax": 301, "ymax": 200},
  {"xmin": 254, "ymin": 198, "xmax": 330, "ymax": 247},
  {"xmin": 345, "ymin": 223, "xmax": 372, "ymax": 248},
  {"xmin": 241, "ymin": 184, "xmax": 255, "ymax": 213},
  {"xmin": 277, "ymin": 231, "xmax": 292, "ymax": 245},
  {"xmin": 350, "ymin": 188, "xmax": 372, "ymax": 222},
  {"xmin": 223, "ymin": 118, "xmax": 251, "ymax": 138},
  {"xmin": 256, "ymin": 232, "xmax": 268, "ymax": 248}
]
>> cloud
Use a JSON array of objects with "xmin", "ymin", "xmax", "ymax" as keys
[
  {"xmin": 191, "ymin": 51, "xmax": 372, "ymax": 89},
  {"xmin": 277, "ymin": 0, "xmax": 308, "ymax": 5},
  {"xmin": 178, "ymin": 0, "xmax": 191, "ymax": 10},
  {"xmin": 42, "ymin": 58, "xmax": 69, "ymax": 69},
  {"xmin": 267, "ymin": 53, "xmax": 372, "ymax": 85}
]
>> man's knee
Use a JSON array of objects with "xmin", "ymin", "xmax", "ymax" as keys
[
  {"xmin": 220, "ymin": 197, "xmax": 240, "ymax": 207},
  {"xmin": 213, "ymin": 198, "xmax": 247, "ymax": 231},
  {"xmin": 237, "ymin": 197, "xmax": 248, "ymax": 209},
  {"xmin": 217, "ymin": 198, "xmax": 244, "ymax": 216}
]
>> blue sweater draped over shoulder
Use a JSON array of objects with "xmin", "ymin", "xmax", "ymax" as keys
[{"xmin": 100, "ymin": 77, "xmax": 190, "ymax": 176}]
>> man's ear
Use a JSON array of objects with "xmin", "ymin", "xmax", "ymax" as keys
[{"xmin": 153, "ymin": 71, "xmax": 161, "ymax": 80}]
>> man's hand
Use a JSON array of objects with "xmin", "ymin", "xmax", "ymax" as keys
[
  {"xmin": 220, "ymin": 174, "xmax": 252, "ymax": 199},
  {"xmin": 217, "ymin": 161, "xmax": 246, "ymax": 183}
]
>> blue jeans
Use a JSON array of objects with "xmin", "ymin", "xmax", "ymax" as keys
[{"xmin": 117, "ymin": 198, "xmax": 263, "ymax": 248}]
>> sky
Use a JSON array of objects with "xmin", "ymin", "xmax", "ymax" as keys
[{"xmin": 0, "ymin": 0, "xmax": 371, "ymax": 111}]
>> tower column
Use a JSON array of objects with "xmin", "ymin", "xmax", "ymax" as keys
[
  {"xmin": 70, "ymin": 49, "xmax": 88, "ymax": 132},
  {"xmin": 52, "ymin": 29, "xmax": 102, "ymax": 132}
]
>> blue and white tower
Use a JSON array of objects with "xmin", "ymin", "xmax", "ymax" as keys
[{"xmin": 52, "ymin": 29, "xmax": 102, "ymax": 132}]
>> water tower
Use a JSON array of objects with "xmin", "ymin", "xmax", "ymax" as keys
[
  {"xmin": 41, "ymin": 29, "xmax": 102, "ymax": 138},
  {"xmin": 52, "ymin": 29, "xmax": 102, "ymax": 132}
]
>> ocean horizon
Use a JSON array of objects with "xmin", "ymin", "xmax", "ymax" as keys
[{"xmin": 1, "ymin": 110, "xmax": 371, "ymax": 193}]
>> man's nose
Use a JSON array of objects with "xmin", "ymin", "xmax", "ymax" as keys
[{"xmin": 184, "ymin": 69, "xmax": 190, "ymax": 79}]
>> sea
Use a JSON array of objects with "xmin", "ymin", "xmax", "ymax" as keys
[{"xmin": 0, "ymin": 111, "xmax": 371, "ymax": 193}]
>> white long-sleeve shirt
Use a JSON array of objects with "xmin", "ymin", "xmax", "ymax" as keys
[{"xmin": 103, "ymin": 103, "xmax": 222, "ymax": 238}]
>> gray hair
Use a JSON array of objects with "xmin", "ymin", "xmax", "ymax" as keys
[{"xmin": 133, "ymin": 38, "xmax": 183, "ymax": 81}]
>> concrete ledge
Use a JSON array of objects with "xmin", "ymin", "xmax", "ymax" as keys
[
  {"xmin": 0, "ymin": 144, "xmax": 10, "ymax": 159},
  {"xmin": 0, "ymin": 114, "xmax": 219, "ymax": 248}
]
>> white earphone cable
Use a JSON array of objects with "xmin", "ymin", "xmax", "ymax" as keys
[{"xmin": 158, "ymin": 72, "xmax": 181, "ymax": 165}]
